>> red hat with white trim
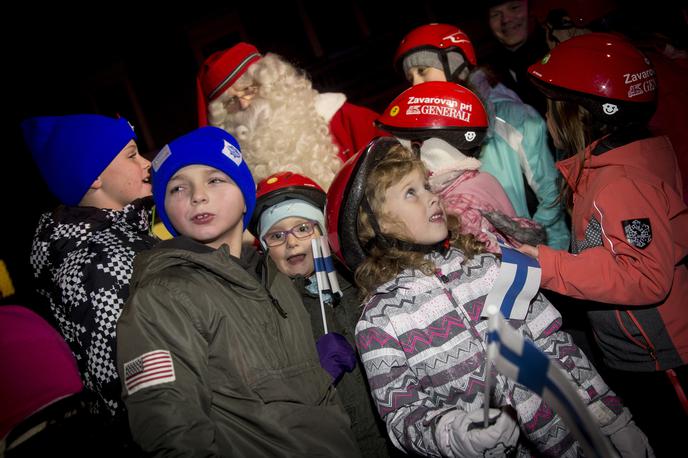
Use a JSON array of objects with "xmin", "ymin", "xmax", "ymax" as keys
[{"xmin": 196, "ymin": 42, "xmax": 262, "ymax": 126}]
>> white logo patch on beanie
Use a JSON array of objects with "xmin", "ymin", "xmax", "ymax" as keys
[
  {"xmin": 152, "ymin": 145, "xmax": 171, "ymax": 172},
  {"xmin": 222, "ymin": 140, "xmax": 243, "ymax": 166}
]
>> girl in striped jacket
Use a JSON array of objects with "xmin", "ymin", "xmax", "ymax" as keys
[{"xmin": 325, "ymin": 137, "xmax": 651, "ymax": 457}]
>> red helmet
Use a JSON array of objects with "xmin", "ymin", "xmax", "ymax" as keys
[
  {"xmin": 325, "ymin": 137, "xmax": 400, "ymax": 271},
  {"xmin": 528, "ymin": 33, "xmax": 657, "ymax": 124},
  {"xmin": 248, "ymin": 171, "xmax": 326, "ymax": 238},
  {"xmin": 394, "ymin": 23, "xmax": 476, "ymax": 78},
  {"xmin": 376, "ymin": 81, "xmax": 488, "ymax": 153}
]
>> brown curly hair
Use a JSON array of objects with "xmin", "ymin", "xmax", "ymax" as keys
[{"xmin": 354, "ymin": 144, "xmax": 485, "ymax": 297}]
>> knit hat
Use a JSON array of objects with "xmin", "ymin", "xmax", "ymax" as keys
[
  {"xmin": 151, "ymin": 126, "xmax": 256, "ymax": 236},
  {"xmin": 402, "ymin": 49, "xmax": 466, "ymax": 79},
  {"xmin": 258, "ymin": 199, "xmax": 325, "ymax": 248},
  {"xmin": 196, "ymin": 43, "xmax": 262, "ymax": 127},
  {"xmin": 21, "ymin": 114, "xmax": 137, "ymax": 206},
  {"xmin": 0, "ymin": 305, "xmax": 83, "ymax": 440}
]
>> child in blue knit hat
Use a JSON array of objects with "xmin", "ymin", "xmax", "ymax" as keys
[
  {"xmin": 116, "ymin": 126, "xmax": 361, "ymax": 457},
  {"xmin": 21, "ymin": 113, "xmax": 157, "ymax": 454}
]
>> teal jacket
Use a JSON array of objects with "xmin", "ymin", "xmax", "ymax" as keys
[{"xmin": 471, "ymin": 69, "xmax": 570, "ymax": 250}]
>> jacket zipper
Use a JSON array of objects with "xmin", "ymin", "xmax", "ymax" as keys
[
  {"xmin": 259, "ymin": 256, "xmax": 288, "ymax": 319},
  {"xmin": 614, "ymin": 310, "xmax": 659, "ymax": 370},
  {"xmin": 268, "ymin": 293, "xmax": 288, "ymax": 318}
]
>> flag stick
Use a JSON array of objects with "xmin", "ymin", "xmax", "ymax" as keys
[{"xmin": 484, "ymin": 304, "xmax": 499, "ymax": 427}]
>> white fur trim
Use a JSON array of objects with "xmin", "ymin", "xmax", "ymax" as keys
[
  {"xmin": 420, "ymin": 137, "xmax": 481, "ymax": 174},
  {"xmin": 315, "ymin": 93, "xmax": 347, "ymax": 123}
]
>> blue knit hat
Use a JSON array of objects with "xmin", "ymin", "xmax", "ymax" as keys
[
  {"xmin": 152, "ymin": 126, "xmax": 256, "ymax": 236},
  {"xmin": 21, "ymin": 114, "xmax": 137, "ymax": 206}
]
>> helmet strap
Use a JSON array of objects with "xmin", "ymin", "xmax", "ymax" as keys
[
  {"xmin": 361, "ymin": 197, "xmax": 392, "ymax": 250},
  {"xmin": 361, "ymin": 196, "xmax": 451, "ymax": 257},
  {"xmin": 440, "ymin": 51, "xmax": 471, "ymax": 83},
  {"xmin": 440, "ymin": 52, "xmax": 453, "ymax": 83}
]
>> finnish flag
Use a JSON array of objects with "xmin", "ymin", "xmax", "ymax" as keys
[
  {"xmin": 311, "ymin": 237, "xmax": 342, "ymax": 301},
  {"xmin": 481, "ymin": 245, "xmax": 541, "ymax": 320},
  {"xmin": 485, "ymin": 306, "xmax": 616, "ymax": 458}
]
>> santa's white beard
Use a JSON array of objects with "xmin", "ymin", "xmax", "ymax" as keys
[{"xmin": 219, "ymin": 93, "xmax": 341, "ymax": 190}]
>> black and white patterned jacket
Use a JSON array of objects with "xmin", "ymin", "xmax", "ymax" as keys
[{"xmin": 30, "ymin": 197, "xmax": 158, "ymax": 419}]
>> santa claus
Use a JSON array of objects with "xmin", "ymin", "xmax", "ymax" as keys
[{"xmin": 197, "ymin": 42, "xmax": 383, "ymax": 189}]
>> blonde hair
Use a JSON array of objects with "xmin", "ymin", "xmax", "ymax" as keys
[
  {"xmin": 547, "ymin": 98, "xmax": 610, "ymax": 208},
  {"xmin": 208, "ymin": 53, "xmax": 341, "ymax": 189},
  {"xmin": 354, "ymin": 144, "xmax": 485, "ymax": 297}
]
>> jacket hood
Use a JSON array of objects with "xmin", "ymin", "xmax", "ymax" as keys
[
  {"xmin": 130, "ymin": 236, "xmax": 269, "ymax": 294},
  {"xmin": 557, "ymin": 136, "xmax": 681, "ymax": 194},
  {"xmin": 34, "ymin": 196, "xmax": 154, "ymax": 252}
]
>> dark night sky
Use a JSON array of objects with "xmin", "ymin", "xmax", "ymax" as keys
[{"xmin": 3, "ymin": 1, "xmax": 685, "ymax": 307}]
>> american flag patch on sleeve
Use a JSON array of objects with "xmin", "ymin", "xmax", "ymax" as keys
[{"xmin": 123, "ymin": 350, "xmax": 176, "ymax": 395}]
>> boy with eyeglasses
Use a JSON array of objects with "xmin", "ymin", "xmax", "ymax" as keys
[
  {"xmin": 116, "ymin": 127, "xmax": 361, "ymax": 457},
  {"xmin": 248, "ymin": 171, "xmax": 394, "ymax": 458}
]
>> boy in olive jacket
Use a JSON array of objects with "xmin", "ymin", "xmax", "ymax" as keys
[{"xmin": 116, "ymin": 127, "xmax": 360, "ymax": 457}]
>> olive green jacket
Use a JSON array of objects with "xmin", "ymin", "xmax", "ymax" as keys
[{"xmin": 117, "ymin": 237, "xmax": 360, "ymax": 457}]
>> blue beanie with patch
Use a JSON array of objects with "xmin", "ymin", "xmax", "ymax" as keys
[
  {"xmin": 21, "ymin": 114, "xmax": 137, "ymax": 206},
  {"xmin": 152, "ymin": 126, "xmax": 256, "ymax": 236}
]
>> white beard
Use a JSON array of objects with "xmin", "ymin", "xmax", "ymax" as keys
[{"xmin": 219, "ymin": 93, "xmax": 341, "ymax": 190}]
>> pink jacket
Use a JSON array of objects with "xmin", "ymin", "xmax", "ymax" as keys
[{"xmin": 438, "ymin": 170, "xmax": 517, "ymax": 252}]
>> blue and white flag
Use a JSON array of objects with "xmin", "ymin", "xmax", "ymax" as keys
[
  {"xmin": 311, "ymin": 236, "xmax": 342, "ymax": 300},
  {"xmin": 485, "ymin": 305, "xmax": 616, "ymax": 458},
  {"xmin": 311, "ymin": 237, "xmax": 343, "ymax": 334},
  {"xmin": 481, "ymin": 245, "xmax": 541, "ymax": 320},
  {"xmin": 318, "ymin": 235, "xmax": 342, "ymax": 299}
]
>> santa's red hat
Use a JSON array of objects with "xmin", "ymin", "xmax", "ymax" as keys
[{"xmin": 196, "ymin": 42, "xmax": 262, "ymax": 126}]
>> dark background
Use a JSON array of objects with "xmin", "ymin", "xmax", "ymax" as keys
[{"xmin": 4, "ymin": 0, "xmax": 685, "ymax": 308}]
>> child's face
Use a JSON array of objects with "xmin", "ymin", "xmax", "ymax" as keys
[
  {"xmin": 380, "ymin": 168, "xmax": 448, "ymax": 245},
  {"xmin": 406, "ymin": 66, "xmax": 446, "ymax": 86},
  {"xmin": 98, "ymin": 140, "xmax": 152, "ymax": 209},
  {"xmin": 164, "ymin": 165, "xmax": 246, "ymax": 250},
  {"xmin": 265, "ymin": 216, "xmax": 320, "ymax": 278}
]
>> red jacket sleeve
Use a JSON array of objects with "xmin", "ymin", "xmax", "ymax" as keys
[
  {"xmin": 538, "ymin": 177, "xmax": 675, "ymax": 305},
  {"xmin": 329, "ymin": 102, "xmax": 385, "ymax": 162}
]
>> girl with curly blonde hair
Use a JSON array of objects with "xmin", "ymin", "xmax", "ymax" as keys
[
  {"xmin": 197, "ymin": 42, "xmax": 382, "ymax": 190},
  {"xmin": 353, "ymin": 143, "xmax": 484, "ymax": 297},
  {"xmin": 325, "ymin": 137, "xmax": 651, "ymax": 457}
]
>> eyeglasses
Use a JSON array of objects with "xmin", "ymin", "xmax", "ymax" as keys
[
  {"xmin": 263, "ymin": 221, "xmax": 318, "ymax": 247},
  {"xmin": 225, "ymin": 85, "xmax": 259, "ymax": 112}
]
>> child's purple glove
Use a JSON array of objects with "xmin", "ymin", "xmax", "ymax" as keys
[{"xmin": 315, "ymin": 333, "xmax": 357, "ymax": 385}]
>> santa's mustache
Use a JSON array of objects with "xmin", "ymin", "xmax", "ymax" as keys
[{"xmin": 222, "ymin": 95, "xmax": 273, "ymax": 140}]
